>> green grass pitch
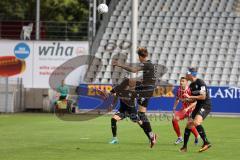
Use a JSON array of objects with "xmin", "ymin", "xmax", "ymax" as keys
[{"xmin": 0, "ymin": 113, "xmax": 240, "ymax": 160}]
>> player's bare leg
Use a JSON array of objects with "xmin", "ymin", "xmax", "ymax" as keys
[
  {"xmin": 172, "ymin": 115, "xmax": 184, "ymax": 144},
  {"xmin": 138, "ymin": 105, "xmax": 157, "ymax": 148},
  {"xmin": 179, "ymin": 119, "xmax": 194, "ymax": 152},
  {"xmin": 193, "ymin": 115, "xmax": 211, "ymax": 152},
  {"xmin": 109, "ymin": 115, "xmax": 122, "ymax": 144}
]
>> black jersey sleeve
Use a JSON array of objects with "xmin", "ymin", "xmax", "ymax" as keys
[
  {"xmin": 191, "ymin": 90, "xmax": 201, "ymax": 96},
  {"xmin": 197, "ymin": 79, "xmax": 207, "ymax": 95}
]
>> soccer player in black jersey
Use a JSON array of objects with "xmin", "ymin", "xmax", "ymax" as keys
[
  {"xmin": 180, "ymin": 67, "xmax": 212, "ymax": 153},
  {"xmin": 108, "ymin": 83, "xmax": 143, "ymax": 144},
  {"xmin": 109, "ymin": 47, "xmax": 157, "ymax": 148}
]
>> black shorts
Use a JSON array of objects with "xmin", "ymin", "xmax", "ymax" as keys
[
  {"xmin": 135, "ymin": 82, "xmax": 154, "ymax": 108},
  {"xmin": 55, "ymin": 96, "xmax": 67, "ymax": 105},
  {"xmin": 59, "ymin": 96, "xmax": 67, "ymax": 100},
  {"xmin": 115, "ymin": 100, "xmax": 139, "ymax": 122},
  {"xmin": 137, "ymin": 97, "xmax": 150, "ymax": 108},
  {"xmin": 191, "ymin": 105, "xmax": 211, "ymax": 120}
]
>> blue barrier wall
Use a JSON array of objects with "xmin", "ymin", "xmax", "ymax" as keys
[{"xmin": 77, "ymin": 84, "xmax": 240, "ymax": 113}]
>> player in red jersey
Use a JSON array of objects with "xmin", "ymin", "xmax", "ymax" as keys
[{"xmin": 172, "ymin": 77, "xmax": 199, "ymax": 145}]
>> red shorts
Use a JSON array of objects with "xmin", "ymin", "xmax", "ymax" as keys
[{"xmin": 174, "ymin": 109, "xmax": 191, "ymax": 120}]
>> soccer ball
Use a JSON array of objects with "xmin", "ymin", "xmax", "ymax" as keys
[{"xmin": 97, "ymin": 4, "xmax": 108, "ymax": 14}]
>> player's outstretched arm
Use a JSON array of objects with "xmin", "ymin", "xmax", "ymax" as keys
[
  {"xmin": 184, "ymin": 90, "xmax": 206, "ymax": 101},
  {"xmin": 173, "ymin": 98, "xmax": 180, "ymax": 113},
  {"xmin": 112, "ymin": 60, "xmax": 142, "ymax": 73},
  {"xmin": 184, "ymin": 101, "xmax": 197, "ymax": 112},
  {"xmin": 190, "ymin": 94, "xmax": 206, "ymax": 100}
]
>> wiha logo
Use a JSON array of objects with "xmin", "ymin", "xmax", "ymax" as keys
[{"xmin": 39, "ymin": 42, "xmax": 73, "ymax": 56}]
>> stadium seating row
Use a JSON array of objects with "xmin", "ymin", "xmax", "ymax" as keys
[{"xmin": 87, "ymin": 0, "xmax": 240, "ymax": 86}]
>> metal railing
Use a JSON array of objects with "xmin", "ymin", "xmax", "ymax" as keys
[
  {"xmin": 0, "ymin": 77, "xmax": 24, "ymax": 112},
  {"xmin": 0, "ymin": 20, "xmax": 88, "ymax": 41}
]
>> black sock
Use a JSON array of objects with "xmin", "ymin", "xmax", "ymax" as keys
[
  {"xmin": 196, "ymin": 125, "xmax": 209, "ymax": 145},
  {"xmin": 111, "ymin": 118, "xmax": 117, "ymax": 137},
  {"xmin": 138, "ymin": 112, "xmax": 153, "ymax": 140},
  {"xmin": 183, "ymin": 128, "xmax": 191, "ymax": 148}
]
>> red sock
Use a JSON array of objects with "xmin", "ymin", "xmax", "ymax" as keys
[
  {"xmin": 172, "ymin": 119, "xmax": 181, "ymax": 137},
  {"xmin": 191, "ymin": 127, "xmax": 199, "ymax": 138}
]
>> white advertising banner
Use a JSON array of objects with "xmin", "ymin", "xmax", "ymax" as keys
[{"xmin": 0, "ymin": 40, "xmax": 88, "ymax": 88}]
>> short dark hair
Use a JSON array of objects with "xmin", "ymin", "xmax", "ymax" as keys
[
  {"xmin": 137, "ymin": 47, "xmax": 148, "ymax": 58},
  {"xmin": 188, "ymin": 67, "xmax": 197, "ymax": 72},
  {"xmin": 180, "ymin": 77, "xmax": 187, "ymax": 80}
]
